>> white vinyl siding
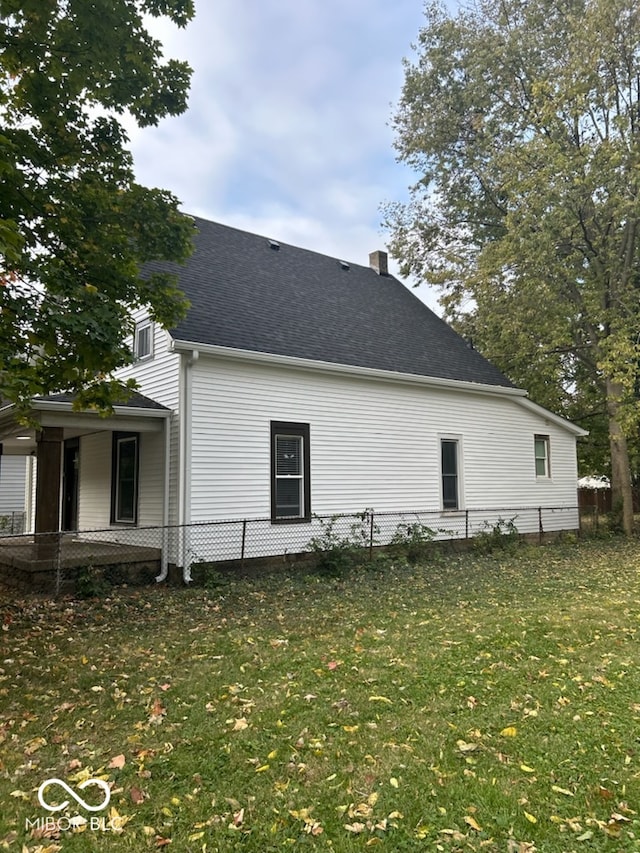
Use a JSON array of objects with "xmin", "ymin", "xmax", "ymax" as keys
[
  {"xmin": 188, "ymin": 355, "xmax": 580, "ymax": 527},
  {"xmin": 116, "ymin": 309, "xmax": 181, "ymax": 411},
  {"xmin": 115, "ymin": 308, "xmax": 180, "ymax": 526},
  {"xmin": 0, "ymin": 456, "xmax": 27, "ymax": 515},
  {"xmin": 77, "ymin": 430, "xmax": 165, "ymax": 531}
]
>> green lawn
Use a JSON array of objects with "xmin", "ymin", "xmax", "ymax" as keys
[{"xmin": 2, "ymin": 536, "xmax": 640, "ymax": 852}]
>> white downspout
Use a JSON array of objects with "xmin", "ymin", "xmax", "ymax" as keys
[
  {"xmin": 25, "ymin": 454, "xmax": 35, "ymax": 534},
  {"xmin": 180, "ymin": 349, "xmax": 198, "ymax": 583},
  {"xmin": 155, "ymin": 413, "xmax": 172, "ymax": 583}
]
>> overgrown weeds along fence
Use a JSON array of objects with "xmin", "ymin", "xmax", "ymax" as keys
[{"xmin": 0, "ymin": 505, "xmax": 589, "ymax": 595}]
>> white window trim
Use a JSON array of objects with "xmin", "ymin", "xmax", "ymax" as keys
[
  {"xmin": 534, "ymin": 434, "xmax": 551, "ymax": 479},
  {"xmin": 111, "ymin": 432, "xmax": 139, "ymax": 525},
  {"xmin": 438, "ymin": 433, "xmax": 465, "ymax": 513},
  {"xmin": 134, "ymin": 319, "xmax": 154, "ymax": 362},
  {"xmin": 275, "ymin": 434, "xmax": 304, "ymax": 518}
]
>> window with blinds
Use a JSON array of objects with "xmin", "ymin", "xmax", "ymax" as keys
[{"xmin": 271, "ymin": 422, "xmax": 310, "ymax": 522}]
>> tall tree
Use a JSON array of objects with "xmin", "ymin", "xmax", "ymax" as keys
[
  {"xmin": 0, "ymin": 0, "xmax": 196, "ymax": 416},
  {"xmin": 385, "ymin": 0, "xmax": 640, "ymax": 534}
]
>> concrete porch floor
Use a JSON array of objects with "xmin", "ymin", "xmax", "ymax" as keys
[
  {"xmin": 0, "ymin": 535, "xmax": 161, "ymax": 571},
  {"xmin": 0, "ymin": 534, "xmax": 163, "ymax": 593}
]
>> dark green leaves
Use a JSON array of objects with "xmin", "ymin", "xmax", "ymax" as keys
[{"xmin": 0, "ymin": 0, "xmax": 195, "ymax": 415}]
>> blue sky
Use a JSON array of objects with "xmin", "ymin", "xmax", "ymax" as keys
[{"xmin": 128, "ymin": 0, "xmax": 441, "ymax": 309}]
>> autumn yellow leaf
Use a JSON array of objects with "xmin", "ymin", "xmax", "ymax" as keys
[
  {"xmin": 464, "ymin": 815, "xmax": 483, "ymax": 832},
  {"xmin": 524, "ymin": 811, "xmax": 537, "ymax": 823},
  {"xmin": 25, "ymin": 737, "xmax": 47, "ymax": 754},
  {"xmin": 551, "ymin": 784, "xmax": 574, "ymax": 796},
  {"xmin": 456, "ymin": 739, "xmax": 479, "ymax": 753},
  {"xmin": 10, "ymin": 790, "xmax": 30, "ymax": 800},
  {"xmin": 500, "ymin": 726, "xmax": 517, "ymax": 737}
]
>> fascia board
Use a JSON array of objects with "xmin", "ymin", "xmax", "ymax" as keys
[
  {"xmin": 515, "ymin": 397, "xmax": 589, "ymax": 437},
  {"xmin": 170, "ymin": 339, "xmax": 529, "ymax": 400}
]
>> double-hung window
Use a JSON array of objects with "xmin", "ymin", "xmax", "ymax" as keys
[
  {"xmin": 111, "ymin": 432, "xmax": 139, "ymax": 524},
  {"xmin": 134, "ymin": 320, "xmax": 153, "ymax": 361},
  {"xmin": 441, "ymin": 437, "xmax": 461, "ymax": 511},
  {"xmin": 271, "ymin": 422, "xmax": 310, "ymax": 522},
  {"xmin": 534, "ymin": 434, "xmax": 550, "ymax": 478}
]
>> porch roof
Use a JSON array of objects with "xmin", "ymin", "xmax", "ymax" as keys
[{"xmin": 0, "ymin": 392, "xmax": 170, "ymax": 456}]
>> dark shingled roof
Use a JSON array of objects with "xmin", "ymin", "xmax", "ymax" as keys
[
  {"xmin": 153, "ymin": 217, "xmax": 514, "ymax": 389},
  {"xmin": 39, "ymin": 391, "xmax": 169, "ymax": 410}
]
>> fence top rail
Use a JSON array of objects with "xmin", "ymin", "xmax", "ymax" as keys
[{"xmin": 5, "ymin": 505, "xmax": 581, "ymax": 540}]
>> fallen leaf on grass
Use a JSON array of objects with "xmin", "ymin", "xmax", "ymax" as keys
[
  {"xmin": 108, "ymin": 754, "xmax": 126, "ymax": 769},
  {"xmin": 25, "ymin": 737, "xmax": 47, "ymax": 754},
  {"xmin": 456, "ymin": 739, "xmax": 479, "ymax": 753},
  {"xmin": 500, "ymin": 726, "xmax": 517, "ymax": 737},
  {"xmin": 148, "ymin": 698, "xmax": 166, "ymax": 725},
  {"xmin": 130, "ymin": 786, "xmax": 145, "ymax": 804},
  {"xmin": 465, "ymin": 815, "xmax": 483, "ymax": 832},
  {"xmin": 10, "ymin": 790, "xmax": 30, "ymax": 800},
  {"xmin": 551, "ymin": 784, "xmax": 574, "ymax": 796}
]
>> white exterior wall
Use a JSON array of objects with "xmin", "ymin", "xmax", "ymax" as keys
[
  {"xmin": 77, "ymin": 432, "xmax": 111, "ymax": 530},
  {"xmin": 116, "ymin": 311, "xmax": 181, "ymax": 410},
  {"xmin": 115, "ymin": 312, "xmax": 181, "ymax": 526},
  {"xmin": 185, "ymin": 355, "xmax": 580, "ymax": 560},
  {"xmin": 0, "ymin": 456, "xmax": 27, "ymax": 515},
  {"xmin": 76, "ymin": 430, "xmax": 165, "ymax": 544}
]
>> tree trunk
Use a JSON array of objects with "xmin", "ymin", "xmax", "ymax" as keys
[{"xmin": 606, "ymin": 379, "xmax": 634, "ymax": 536}]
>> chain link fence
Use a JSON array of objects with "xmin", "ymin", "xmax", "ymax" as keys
[
  {"xmin": 0, "ymin": 505, "xmax": 583, "ymax": 596},
  {"xmin": 0, "ymin": 511, "xmax": 26, "ymax": 537}
]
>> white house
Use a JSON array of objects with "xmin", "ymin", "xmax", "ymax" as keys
[
  {"xmin": 0, "ymin": 217, "xmax": 586, "ymax": 580},
  {"xmin": 0, "ymin": 455, "xmax": 27, "ymax": 530}
]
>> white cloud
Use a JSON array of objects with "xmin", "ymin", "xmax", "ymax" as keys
[{"xmin": 129, "ymin": 0, "xmax": 440, "ymax": 311}]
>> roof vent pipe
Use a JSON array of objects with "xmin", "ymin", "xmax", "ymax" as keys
[{"xmin": 369, "ymin": 250, "xmax": 388, "ymax": 276}]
